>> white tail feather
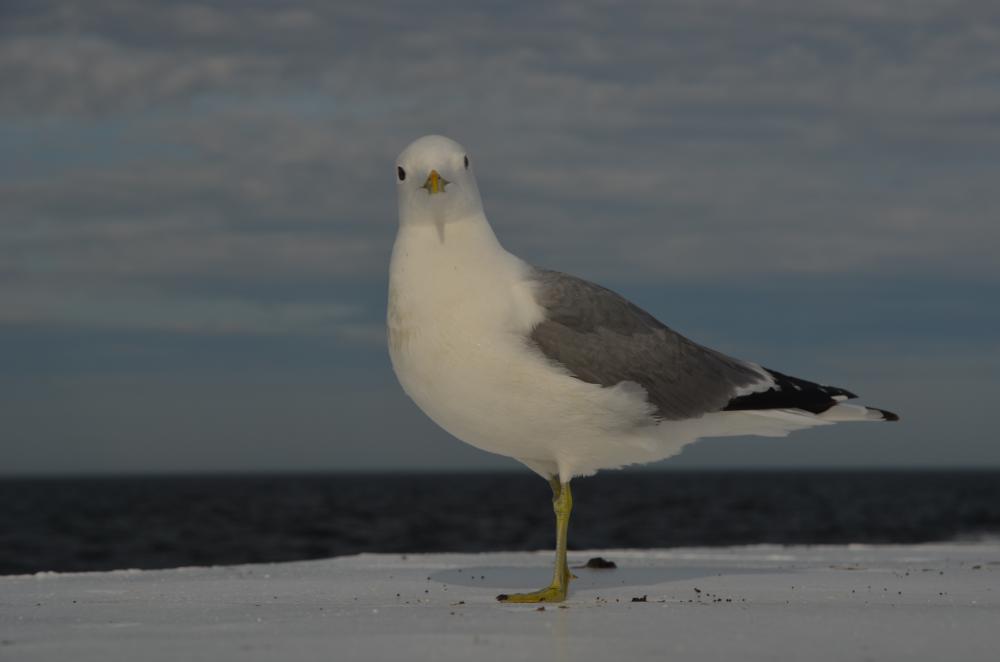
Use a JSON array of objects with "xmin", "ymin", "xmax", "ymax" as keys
[{"xmin": 819, "ymin": 403, "xmax": 893, "ymax": 422}]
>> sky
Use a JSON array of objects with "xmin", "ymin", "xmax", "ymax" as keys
[{"xmin": 2, "ymin": 0, "xmax": 999, "ymax": 475}]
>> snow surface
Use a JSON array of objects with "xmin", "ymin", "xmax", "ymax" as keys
[{"xmin": 1, "ymin": 544, "xmax": 997, "ymax": 661}]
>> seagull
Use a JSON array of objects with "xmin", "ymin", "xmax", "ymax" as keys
[{"xmin": 387, "ymin": 135, "xmax": 899, "ymax": 603}]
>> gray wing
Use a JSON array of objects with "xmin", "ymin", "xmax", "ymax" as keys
[{"xmin": 528, "ymin": 268, "xmax": 770, "ymax": 421}]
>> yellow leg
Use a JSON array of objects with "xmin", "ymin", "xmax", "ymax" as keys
[{"xmin": 497, "ymin": 478, "xmax": 573, "ymax": 603}]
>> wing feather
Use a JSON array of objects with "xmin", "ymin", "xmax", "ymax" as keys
[
  {"xmin": 528, "ymin": 269, "xmax": 769, "ymax": 420},
  {"xmin": 527, "ymin": 268, "xmax": 898, "ymax": 423}
]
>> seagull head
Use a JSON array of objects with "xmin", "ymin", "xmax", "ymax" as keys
[{"xmin": 395, "ymin": 135, "xmax": 484, "ymax": 233}]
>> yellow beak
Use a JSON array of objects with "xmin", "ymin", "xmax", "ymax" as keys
[{"xmin": 422, "ymin": 169, "xmax": 449, "ymax": 195}]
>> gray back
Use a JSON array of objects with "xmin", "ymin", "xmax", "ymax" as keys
[{"xmin": 528, "ymin": 269, "xmax": 765, "ymax": 421}]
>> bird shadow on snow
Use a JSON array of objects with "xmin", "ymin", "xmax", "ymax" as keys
[{"xmin": 431, "ymin": 561, "xmax": 773, "ymax": 593}]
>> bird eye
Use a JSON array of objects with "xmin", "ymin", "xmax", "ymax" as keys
[
  {"xmin": 464, "ymin": 155, "xmax": 469, "ymax": 169},
  {"xmin": 397, "ymin": 166, "xmax": 406, "ymax": 181}
]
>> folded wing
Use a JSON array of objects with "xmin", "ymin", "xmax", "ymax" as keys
[{"xmin": 528, "ymin": 269, "xmax": 898, "ymax": 422}]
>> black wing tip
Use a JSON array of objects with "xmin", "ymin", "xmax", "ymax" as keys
[
  {"xmin": 868, "ymin": 407, "xmax": 900, "ymax": 422},
  {"xmin": 765, "ymin": 368, "xmax": 859, "ymax": 401},
  {"xmin": 723, "ymin": 368, "xmax": 858, "ymax": 416}
]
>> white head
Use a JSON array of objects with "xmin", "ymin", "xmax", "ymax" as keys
[{"xmin": 395, "ymin": 135, "xmax": 484, "ymax": 234}]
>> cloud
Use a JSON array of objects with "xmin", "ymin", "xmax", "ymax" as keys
[
  {"xmin": 2, "ymin": 0, "xmax": 998, "ymax": 343},
  {"xmin": 0, "ymin": 276, "xmax": 384, "ymax": 342},
  {"xmin": 0, "ymin": 34, "xmax": 272, "ymax": 117}
]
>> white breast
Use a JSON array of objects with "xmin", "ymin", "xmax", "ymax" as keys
[{"xmin": 386, "ymin": 217, "xmax": 666, "ymax": 479}]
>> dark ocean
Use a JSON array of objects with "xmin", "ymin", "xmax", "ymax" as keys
[{"xmin": 2, "ymin": 471, "xmax": 998, "ymax": 576}]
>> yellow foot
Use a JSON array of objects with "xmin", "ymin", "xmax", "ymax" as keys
[{"xmin": 496, "ymin": 584, "xmax": 567, "ymax": 603}]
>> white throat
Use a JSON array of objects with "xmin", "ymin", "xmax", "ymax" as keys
[
  {"xmin": 389, "ymin": 212, "xmax": 519, "ymax": 306},
  {"xmin": 387, "ymin": 210, "xmax": 539, "ymax": 351}
]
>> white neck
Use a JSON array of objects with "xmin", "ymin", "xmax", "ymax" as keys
[
  {"xmin": 390, "ymin": 213, "xmax": 513, "ymax": 279},
  {"xmin": 388, "ymin": 213, "xmax": 535, "ymax": 332}
]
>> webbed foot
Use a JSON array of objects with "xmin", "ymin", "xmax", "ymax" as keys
[{"xmin": 496, "ymin": 583, "xmax": 568, "ymax": 603}]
